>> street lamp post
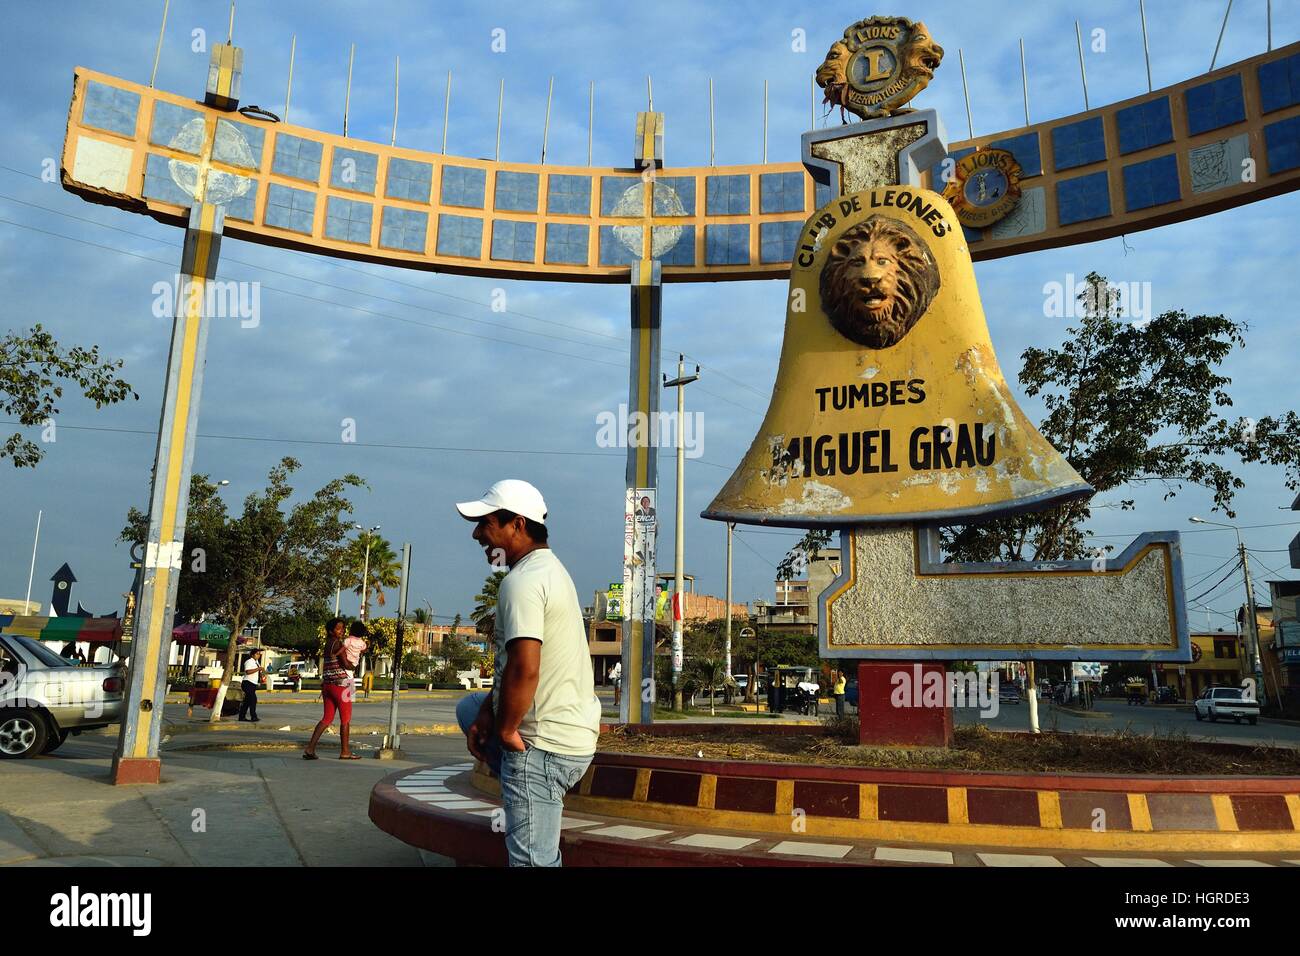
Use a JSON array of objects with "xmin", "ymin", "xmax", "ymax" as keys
[
  {"xmin": 354, "ymin": 523, "xmax": 381, "ymax": 620},
  {"xmin": 664, "ymin": 356, "xmax": 699, "ymax": 711},
  {"xmin": 1189, "ymin": 517, "xmax": 1266, "ymax": 705}
]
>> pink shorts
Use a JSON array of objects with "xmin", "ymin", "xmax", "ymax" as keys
[{"xmin": 321, "ymin": 681, "xmax": 353, "ymax": 725}]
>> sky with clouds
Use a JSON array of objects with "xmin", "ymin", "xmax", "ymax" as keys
[{"xmin": 1, "ymin": 0, "xmax": 1297, "ymax": 632}]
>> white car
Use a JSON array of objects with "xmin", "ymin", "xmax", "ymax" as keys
[{"xmin": 1194, "ymin": 686, "xmax": 1260, "ymax": 725}]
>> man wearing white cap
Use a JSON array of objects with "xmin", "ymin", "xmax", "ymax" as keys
[{"xmin": 454, "ymin": 479, "xmax": 601, "ymax": 867}]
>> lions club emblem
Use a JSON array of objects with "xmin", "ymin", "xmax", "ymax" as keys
[
  {"xmin": 816, "ymin": 16, "xmax": 944, "ymax": 121},
  {"xmin": 942, "ymin": 149, "xmax": 1023, "ymax": 228}
]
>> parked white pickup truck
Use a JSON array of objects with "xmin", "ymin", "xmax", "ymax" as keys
[{"xmin": 1194, "ymin": 685, "xmax": 1261, "ymax": 725}]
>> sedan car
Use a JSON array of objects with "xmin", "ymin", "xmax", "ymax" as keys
[
  {"xmin": 0, "ymin": 634, "xmax": 124, "ymax": 758},
  {"xmin": 1194, "ymin": 686, "xmax": 1260, "ymax": 725},
  {"xmin": 998, "ymin": 683, "xmax": 1022, "ymax": 704}
]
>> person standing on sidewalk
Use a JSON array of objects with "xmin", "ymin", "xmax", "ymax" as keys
[
  {"xmin": 454, "ymin": 479, "xmax": 601, "ymax": 867},
  {"xmin": 238, "ymin": 649, "xmax": 264, "ymax": 722},
  {"xmin": 303, "ymin": 618, "xmax": 366, "ymax": 760},
  {"xmin": 833, "ymin": 669, "xmax": 847, "ymax": 718}
]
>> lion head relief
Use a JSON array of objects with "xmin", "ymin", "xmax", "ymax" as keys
[
  {"xmin": 900, "ymin": 22, "xmax": 944, "ymax": 82},
  {"xmin": 818, "ymin": 215, "xmax": 941, "ymax": 350}
]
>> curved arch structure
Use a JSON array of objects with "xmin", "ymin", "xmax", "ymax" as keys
[{"xmin": 62, "ymin": 42, "xmax": 1300, "ymax": 283}]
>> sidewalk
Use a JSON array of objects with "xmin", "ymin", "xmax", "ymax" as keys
[{"xmin": 0, "ymin": 733, "xmax": 468, "ymax": 867}]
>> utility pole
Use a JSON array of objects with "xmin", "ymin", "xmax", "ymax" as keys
[
  {"xmin": 380, "ymin": 543, "xmax": 412, "ymax": 759},
  {"xmin": 664, "ymin": 355, "xmax": 699, "ymax": 711},
  {"xmin": 24, "ymin": 510, "xmax": 42, "ymax": 614},
  {"xmin": 355, "ymin": 523, "xmax": 381, "ymax": 620},
  {"xmin": 1190, "ymin": 517, "xmax": 1266, "ymax": 705},
  {"xmin": 725, "ymin": 522, "xmax": 734, "ymax": 681}
]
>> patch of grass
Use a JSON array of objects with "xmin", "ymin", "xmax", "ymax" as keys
[{"xmin": 598, "ymin": 723, "xmax": 1300, "ymax": 776}]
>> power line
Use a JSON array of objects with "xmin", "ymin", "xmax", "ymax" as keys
[
  {"xmin": 1187, "ymin": 560, "xmax": 1243, "ymax": 604},
  {"xmin": 0, "ymin": 419, "xmax": 736, "ymax": 470},
  {"xmin": 731, "ymin": 530, "xmax": 779, "ymax": 568}
]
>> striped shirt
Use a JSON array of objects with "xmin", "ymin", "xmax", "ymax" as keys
[{"xmin": 322, "ymin": 645, "xmax": 351, "ymax": 686}]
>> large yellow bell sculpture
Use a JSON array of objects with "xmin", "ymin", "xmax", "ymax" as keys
[{"xmin": 703, "ymin": 186, "xmax": 1091, "ymax": 527}]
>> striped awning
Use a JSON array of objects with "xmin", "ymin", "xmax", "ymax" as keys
[{"xmin": 0, "ymin": 615, "xmax": 124, "ymax": 643}]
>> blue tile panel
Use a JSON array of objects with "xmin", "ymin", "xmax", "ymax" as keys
[
  {"xmin": 930, "ymin": 147, "xmax": 974, "ymax": 190},
  {"xmin": 149, "ymin": 101, "xmax": 204, "ymax": 152},
  {"xmin": 814, "ymin": 181, "xmax": 833, "ymax": 210},
  {"xmin": 1052, "ymin": 117, "xmax": 1107, "ymax": 171},
  {"xmin": 271, "ymin": 133, "xmax": 323, "ymax": 183},
  {"xmin": 547, "ymin": 174, "xmax": 591, "ymax": 214},
  {"xmin": 213, "ymin": 119, "xmax": 264, "ymax": 169},
  {"xmin": 706, "ymin": 175, "xmax": 750, "ymax": 215},
  {"xmin": 1264, "ymin": 115, "xmax": 1300, "ymax": 174},
  {"xmin": 384, "ymin": 157, "xmax": 433, "ymax": 202},
  {"xmin": 490, "ymin": 219, "xmax": 537, "ymax": 262},
  {"xmin": 324, "ymin": 196, "xmax": 373, "ymax": 244},
  {"xmin": 600, "ymin": 177, "xmax": 638, "ymax": 216},
  {"xmin": 654, "ymin": 225, "xmax": 695, "ymax": 265},
  {"xmin": 1258, "ymin": 52, "xmax": 1300, "ymax": 114},
  {"xmin": 653, "ymin": 176, "xmax": 695, "ymax": 216},
  {"xmin": 82, "ymin": 81, "xmax": 140, "ymax": 137},
  {"xmin": 705, "ymin": 224, "xmax": 750, "ymax": 265},
  {"xmin": 1116, "ymin": 97, "xmax": 1174, "ymax": 155},
  {"xmin": 494, "ymin": 171, "xmax": 539, "ymax": 212},
  {"xmin": 988, "ymin": 132, "xmax": 1042, "ymax": 178},
  {"xmin": 210, "ymin": 176, "xmax": 256, "ymax": 221},
  {"xmin": 379, "ymin": 206, "xmax": 428, "ymax": 252},
  {"xmin": 544, "ymin": 223, "xmax": 589, "ymax": 264},
  {"xmin": 1185, "ymin": 74, "xmax": 1246, "ymax": 136},
  {"xmin": 330, "ymin": 147, "xmax": 378, "ymax": 194},
  {"xmin": 264, "ymin": 182, "xmax": 316, "ymax": 234},
  {"xmin": 760, "ymin": 172, "xmax": 805, "ymax": 213},
  {"xmin": 142, "ymin": 154, "xmax": 194, "ymax": 205},
  {"xmin": 440, "ymin": 166, "xmax": 486, "ymax": 208},
  {"xmin": 435, "ymin": 213, "xmax": 483, "ymax": 257},
  {"xmin": 1055, "ymin": 171, "xmax": 1111, "ymax": 225},
  {"xmin": 1122, "ymin": 154, "xmax": 1181, "ymax": 211},
  {"xmin": 598, "ymin": 225, "xmax": 640, "ymax": 265},
  {"xmin": 760, "ymin": 220, "xmax": 802, "ymax": 264}
]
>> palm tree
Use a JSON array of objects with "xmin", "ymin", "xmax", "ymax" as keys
[
  {"xmin": 411, "ymin": 605, "xmax": 432, "ymax": 625},
  {"xmin": 691, "ymin": 656, "xmax": 730, "ymax": 716},
  {"xmin": 343, "ymin": 532, "xmax": 401, "ymax": 619},
  {"xmin": 471, "ymin": 570, "xmax": 507, "ymax": 634}
]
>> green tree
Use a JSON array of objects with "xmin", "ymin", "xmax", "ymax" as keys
[
  {"xmin": 121, "ymin": 473, "xmax": 230, "ymax": 624},
  {"xmin": 471, "ymin": 570, "xmax": 507, "ymax": 634},
  {"xmin": 690, "ymin": 656, "xmax": 730, "ymax": 715},
  {"xmin": 945, "ymin": 272, "xmax": 1300, "ymax": 562},
  {"xmin": 410, "ymin": 606, "xmax": 432, "ymax": 625},
  {"xmin": 207, "ymin": 457, "xmax": 365, "ymax": 719},
  {"xmin": 2, "ymin": 324, "xmax": 136, "ymax": 467},
  {"xmin": 343, "ymin": 531, "xmax": 400, "ymax": 619}
]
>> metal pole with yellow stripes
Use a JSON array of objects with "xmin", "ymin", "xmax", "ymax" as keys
[
  {"xmin": 112, "ymin": 203, "xmax": 224, "ymax": 785},
  {"xmin": 620, "ymin": 111, "xmax": 664, "ymax": 724}
]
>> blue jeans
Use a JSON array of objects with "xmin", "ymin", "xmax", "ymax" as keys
[{"xmin": 455, "ymin": 692, "xmax": 593, "ymax": 867}]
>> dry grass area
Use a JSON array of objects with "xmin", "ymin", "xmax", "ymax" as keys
[{"xmin": 598, "ymin": 721, "xmax": 1300, "ymax": 776}]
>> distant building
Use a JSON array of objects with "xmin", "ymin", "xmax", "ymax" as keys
[
  {"xmin": 1154, "ymin": 631, "xmax": 1245, "ymax": 699},
  {"xmin": 753, "ymin": 548, "xmax": 841, "ymax": 635}
]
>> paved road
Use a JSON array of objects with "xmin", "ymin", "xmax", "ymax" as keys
[{"xmin": 953, "ymin": 698, "xmax": 1300, "ymax": 748}]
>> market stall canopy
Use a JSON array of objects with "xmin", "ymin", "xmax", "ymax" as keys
[
  {"xmin": 0, "ymin": 615, "xmax": 123, "ymax": 643},
  {"xmin": 171, "ymin": 622, "xmax": 232, "ymax": 648}
]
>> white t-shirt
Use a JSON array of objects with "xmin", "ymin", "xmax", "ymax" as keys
[
  {"xmin": 243, "ymin": 657, "xmax": 261, "ymax": 685},
  {"xmin": 493, "ymin": 549, "xmax": 601, "ymax": 756}
]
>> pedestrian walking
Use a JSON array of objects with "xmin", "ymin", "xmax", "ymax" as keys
[
  {"xmin": 833, "ymin": 668, "xmax": 847, "ymax": 718},
  {"xmin": 238, "ymin": 648, "xmax": 264, "ymax": 722},
  {"xmin": 303, "ymin": 618, "xmax": 368, "ymax": 760},
  {"xmin": 454, "ymin": 479, "xmax": 601, "ymax": 867},
  {"xmin": 609, "ymin": 660, "xmax": 622, "ymax": 708}
]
